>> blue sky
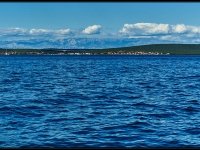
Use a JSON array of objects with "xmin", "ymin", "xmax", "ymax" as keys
[
  {"xmin": 0, "ymin": 2, "xmax": 200, "ymax": 48},
  {"xmin": 0, "ymin": 2, "xmax": 200, "ymax": 29}
]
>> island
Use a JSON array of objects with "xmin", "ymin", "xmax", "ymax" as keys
[{"xmin": 1, "ymin": 44, "xmax": 200, "ymax": 55}]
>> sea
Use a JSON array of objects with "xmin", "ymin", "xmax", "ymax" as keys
[{"xmin": 1, "ymin": 55, "xmax": 200, "ymax": 148}]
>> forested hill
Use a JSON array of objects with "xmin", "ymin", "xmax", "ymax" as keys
[{"xmin": 104, "ymin": 44, "xmax": 200, "ymax": 55}]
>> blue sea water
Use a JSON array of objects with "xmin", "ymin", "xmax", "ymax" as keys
[{"xmin": 1, "ymin": 55, "xmax": 200, "ymax": 148}]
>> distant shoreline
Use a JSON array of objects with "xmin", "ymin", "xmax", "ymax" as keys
[
  {"xmin": 3, "ymin": 53, "xmax": 200, "ymax": 56},
  {"xmin": 2, "ymin": 43, "xmax": 200, "ymax": 55},
  {"xmin": 0, "ymin": 52, "xmax": 170, "ymax": 56}
]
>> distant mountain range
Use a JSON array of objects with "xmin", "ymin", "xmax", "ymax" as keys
[{"xmin": 0, "ymin": 37, "xmax": 181, "ymax": 49}]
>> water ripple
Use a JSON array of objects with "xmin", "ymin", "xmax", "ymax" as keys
[{"xmin": 1, "ymin": 55, "xmax": 200, "ymax": 148}]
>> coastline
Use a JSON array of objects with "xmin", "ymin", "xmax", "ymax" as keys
[
  {"xmin": 0, "ymin": 52, "xmax": 170, "ymax": 56},
  {"xmin": 2, "ymin": 43, "xmax": 200, "ymax": 55}
]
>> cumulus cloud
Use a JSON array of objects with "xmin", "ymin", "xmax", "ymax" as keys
[
  {"xmin": 0, "ymin": 27, "xmax": 28, "ymax": 36},
  {"xmin": 172, "ymin": 24, "xmax": 187, "ymax": 33},
  {"xmin": 9, "ymin": 28, "xmax": 27, "ymax": 34},
  {"xmin": 171, "ymin": 24, "xmax": 200, "ymax": 34},
  {"xmin": 29, "ymin": 28, "xmax": 73, "ymax": 36},
  {"xmin": 119, "ymin": 23, "xmax": 170, "ymax": 35},
  {"xmin": 118, "ymin": 22, "xmax": 200, "ymax": 45},
  {"xmin": 2, "ymin": 23, "xmax": 200, "ymax": 49},
  {"xmin": 119, "ymin": 23, "xmax": 200, "ymax": 36},
  {"xmin": 82, "ymin": 25, "xmax": 102, "ymax": 35},
  {"xmin": 55, "ymin": 29, "xmax": 72, "ymax": 35},
  {"xmin": 29, "ymin": 29, "xmax": 50, "ymax": 35},
  {"xmin": 0, "ymin": 28, "xmax": 73, "ymax": 38}
]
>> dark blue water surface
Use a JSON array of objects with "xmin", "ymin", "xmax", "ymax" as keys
[{"xmin": 1, "ymin": 55, "xmax": 200, "ymax": 148}]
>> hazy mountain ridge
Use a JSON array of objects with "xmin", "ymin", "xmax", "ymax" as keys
[{"xmin": 0, "ymin": 38, "xmax": 181, "ymax": 49}]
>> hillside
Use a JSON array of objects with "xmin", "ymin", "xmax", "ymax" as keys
[{"xmin": 97, "ymin": 44, "xmax": 200, "ymax": 55}]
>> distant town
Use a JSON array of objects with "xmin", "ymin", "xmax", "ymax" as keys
[{"xmin": 0, "ymin": 50, "xmax": 169, "ymax": 55}]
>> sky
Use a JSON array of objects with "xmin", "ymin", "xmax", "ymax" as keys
[
  {"xmin": 0, "ymin": 2, "xmax": 200, "ymax": 48},
  {"xmin": 1, "ymin": 3, "xmax": 200, "ymax": 29}
]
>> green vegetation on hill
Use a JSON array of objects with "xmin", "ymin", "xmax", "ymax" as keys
[
  {"xmin": 1, "ymin": 44, "xmax": 200, "ymax": 55},
  {"xmin": 107, "ymin": 44, "xmax": 200, "ymax": 55}
]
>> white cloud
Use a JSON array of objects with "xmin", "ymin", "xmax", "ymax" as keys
[
  {"xmin": 0, "ymin": 27, "xmax": 27, "ymax": 36},
  {"xmin": 172, "ymin": 24, "xmax": 187, "ymax": 33},
  {"xmin": 119, "ymin": 23, "xmax": 170, "ymax": 35},
  {"xmin": 171, "ymin": 24, "xmax": 200, "ymax": 34},
  {"xmin": 82, "ymin": 25, "xmax": 102, "ymax": 35},
  {"xmin": 55, "ymin": 29, "xmax": 72, "ymax": 35},
  {"xmin": 29, "ymin": 28, "xmax": 50, "ymax": 35},
  {"xmin": 0, "ymin": 28, "xmax": 73, "ymax": 38},
  {"xmin": 2, "ymin": 23, "xmax": 200, "ymax": 49},
  {"xmin": 118, "ymin": 22, "xmax": 200, "ymax": 45},
  {"xmin": 9, "ymin": 28, "xmax": 27, "ymax": 34},
  {"xmin": 120, "ymin": 23, "xmax": 200, "ymax": 37},
  {"xmin": 189, "ymin": 26, "xmax": 200, "ymax": 34}
]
